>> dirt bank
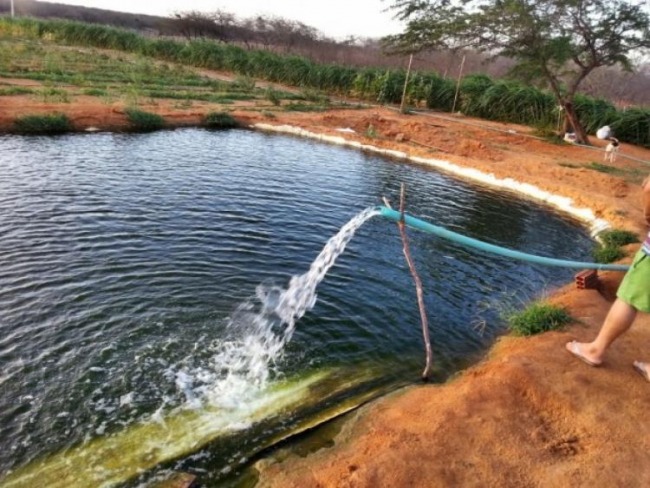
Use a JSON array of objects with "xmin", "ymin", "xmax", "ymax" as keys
[{"xmin": 2, "ymin": 97, "xmax": 650, "ymax": 486}]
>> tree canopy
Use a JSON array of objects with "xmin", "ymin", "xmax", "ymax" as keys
[{"xmin": 385, "ymin": 0, "xmax": 650, "ymax": 143}]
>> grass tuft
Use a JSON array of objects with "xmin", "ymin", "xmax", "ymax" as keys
[
  {"xmin": 597, "ymin": 229, "xmax": 639, "ymax": 248},
  {"xmin": 124, "ymin": 108, "xmax": 164, "ymax": 131},
  {"xmin": 592, "ymin": 245, "xmax": 625, "ymax": 263},
  {"xmin": 204, "ymin": 111, "xmax": 238, "ymax": 129},
  {"xmin": 505, "ymin": 301, "xmax": 571, "ymax": 336},
  {"xmin": 13, "ymin": 113, "xmax": 71, "ymax": 134},
  {"xmin": 591, "ymin": 228, "xmax": 637, "ymax": 263}
]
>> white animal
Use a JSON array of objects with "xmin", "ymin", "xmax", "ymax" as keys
[
  {"xmin": 604, "ymin": 138, "xmax": 620, "ymax": 163},
  {"xmin": 597, "ymin": 125, "xmax": 612, "ymax": 140}
]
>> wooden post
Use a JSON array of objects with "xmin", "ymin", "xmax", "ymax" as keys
[
  {"xmin": 451, "ymin": 54, "xmax": 466, "ymax": 114},
  {"xmin": 397, "ymin": 184, "xmax": 434, "ymax": 380},
  {"xmin": 399, "ymin": 54, "xmax": 414, "ymax": 114}
]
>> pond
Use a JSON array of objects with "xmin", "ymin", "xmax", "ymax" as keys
[{"xmin": 0, "ymin": 128, "xmax": 594, "ymax": 486}]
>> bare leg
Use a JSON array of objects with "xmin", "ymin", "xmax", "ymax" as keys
[{"xmin": 566, "ymin": 298, "xmax": 638, "ymax": 365}]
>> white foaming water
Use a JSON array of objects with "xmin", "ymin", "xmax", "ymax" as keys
[{"xmin": 176, "ymin": 208, "xmax": 379, "ymax": 409}]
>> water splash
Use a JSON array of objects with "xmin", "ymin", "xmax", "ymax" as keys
[{"xmin": 177, "ymin": 208, "xmax": 379, "ymax": 408}]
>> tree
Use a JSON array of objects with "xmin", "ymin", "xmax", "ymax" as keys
[
  {"xmin": 385, "ymin": 0, "xmax": 650, "ymax": 144},
  {"xmin": 171, "ymin": 10, "xmax": 236, "ymax": 42}
]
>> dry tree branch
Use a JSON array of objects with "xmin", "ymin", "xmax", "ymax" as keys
[{"xmin": 396, "ymin": 183, "xmax": 434, "ymax": 380}]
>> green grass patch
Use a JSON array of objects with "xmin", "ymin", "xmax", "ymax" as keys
[
  {"xmin": 584, "ymin": 162, "xmax": 647, "ymax": 184},
  {"xmin": 505, "ymin": 301, "xmax": 571, "ymax": 336},
  {"xmin": 0, "ymin": 86, "xmax": 33, "ymax": 96},
  {"xmin": 586, "ymin": 162, "xmax": 624, "ymax": 175},
  {"xmin": 265, "ymin": 87, "xmax": 281, "ymax": 106},
  {"xmin": 299, "ymin": 88, "xmax": 329, "ymax": 104},
  {"xmin": 592, "ymin": 244, "xmax": 626, "ymax": 263},
  {"xmin": 13, "ymin": 113, "xmax": 71, "ymax": 134},
  {"xmin": 592, "ymin": 228, "xmax": 638, "ymax": 263},
  {"xmin": 598, "ymin": 229, "xmax": 639, "ymax": 248},
  {"xmin": 232, "ymin": 76, "xmax": 256, "ymax": 92},
  {"xmin": 124, "ymin": 108, "xmax": 164, "ymax": 131},
  {"xmin": 35, "ymin": 87, "xmax": 70, "ymax": 103},
  {"xmin": 204, "ymin": 111, "xmax": 238, "ymax": 129},
  {"xmin": 283, "ymin": 103, "xmax": 328, "ymax": 112}
]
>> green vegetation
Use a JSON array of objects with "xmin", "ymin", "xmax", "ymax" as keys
[
  {"xmin": 592, "ymin": 244, "xmax": 626, "ymax": 264},
  {"xmin": 283, "ymin": 103, "xmax": 328, "ymax": 112},
  {"xmin": 264, "ymin": 87, "xmax": 281, "ymax": 106},
  {"xmin": 591, "ymin": 228, "xmax": 638, "ymax": 264},
  {"xmin": 0, "ymin": 17, "xmax": 648, "ymax": 144},
  {"xmin": 585, "ymin": 162, "xmax": 647, "ymax": 184},
  {"xmin": 505, "ymin": 301, "xmax": 572, "ymax": 336},
  {"xmin": 0, "ymin": 86, "xmax": 33, "ymax": 96},
  {"xmin": 125, "ymin": 108, "xmax": 164, "ymax": 131},
  {"xmin": 598, "ymin": 229, "xmax": 639, "ymax": 248},
  {"xmin": 204, "ymin": 111, "xmax": 238, "ymax": 129},
  {"xmin": 36, "ymin": 87, "xmax": 70, "ymax": 103},
  {"xmin": 385, "ymin": 0, "xmax": 650, "ymax": 145},
  {"xmin": 13, "ymin": 113, "xmax": 71, "ymax": 134}
]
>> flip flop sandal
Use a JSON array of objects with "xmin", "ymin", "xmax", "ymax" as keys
[
  {"xmin": 633, "ymin": 361, "xmax": 650, "ymax": 382},
  {"xmin": 566, "ymin": 340, "xmax": 602, "ymax": 367}
]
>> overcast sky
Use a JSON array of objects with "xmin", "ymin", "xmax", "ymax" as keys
[{"xmin": 38, "ymin": 1, "xmax": 405, "ymax": 39}]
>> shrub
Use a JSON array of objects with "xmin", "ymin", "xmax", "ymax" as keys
[
  {"xmin": 598, "ymin": 229, "xmax": 639, "ymax": 248},
  {"xmin": 592, "ymin": 245, "xmax": 625, "ymax": 263},
  {"xmin": 124, "ymin": 108, "xmax": 164, "ymax": 131},
  {"xmin": 204, "ymin": 111, "xmax": 238, "ymax": 129},
  {"xmin": 13, "ymin": 113, "xmax": 71, "ymax": 134},
  {"xmin": 505, "ymin": 301, "xmax": 571, "ymax": 336}
]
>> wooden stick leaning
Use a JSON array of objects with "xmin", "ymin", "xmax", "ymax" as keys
[{"xmin": 394, "ymin": 184, "xmax": 434, "ymax": 380}]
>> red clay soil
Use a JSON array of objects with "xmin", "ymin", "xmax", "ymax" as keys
[{"xmin": 2, "ymin": 96, "xmax": 650, "ymax": 487}]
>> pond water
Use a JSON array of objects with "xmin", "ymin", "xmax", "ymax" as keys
[{"xmin": 0, "ymin": 128, "xmax": 594, "ymax": 486}]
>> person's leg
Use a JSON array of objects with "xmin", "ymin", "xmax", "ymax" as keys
[
  {"xmin": 566, "ymin": 298, "xmax": 637, "ymax": 365},
  {"xmin": 642, "ymin": 174, "xmax": 650, "ymax": 226}
]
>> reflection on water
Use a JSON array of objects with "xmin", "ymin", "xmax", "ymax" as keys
[{"xmin": 0, "ymin": 129, "xmax": 593, "ymax": 485}]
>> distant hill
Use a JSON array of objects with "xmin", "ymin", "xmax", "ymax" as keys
[{"xmin": 0, "ymin": 0, "xmax": 166, "ymax": 32}]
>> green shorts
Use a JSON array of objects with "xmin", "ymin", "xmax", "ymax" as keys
[{"xmin": 617, "ymin": 250, "xmax": 650, "ymax": 313}]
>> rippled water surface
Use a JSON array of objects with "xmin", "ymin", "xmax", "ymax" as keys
[{"xmin": 0, "ymin": 129, "xmax": 593, "ymax": 485}]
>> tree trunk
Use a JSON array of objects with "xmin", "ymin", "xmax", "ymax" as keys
[{"xmin": 562, "ymin": 101, "xmax": 590, "ymax": 145}]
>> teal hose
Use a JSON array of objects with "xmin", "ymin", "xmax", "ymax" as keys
[{"xmin": 378, "ymin": 206, "xmax": 630, "ymax": 272}]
